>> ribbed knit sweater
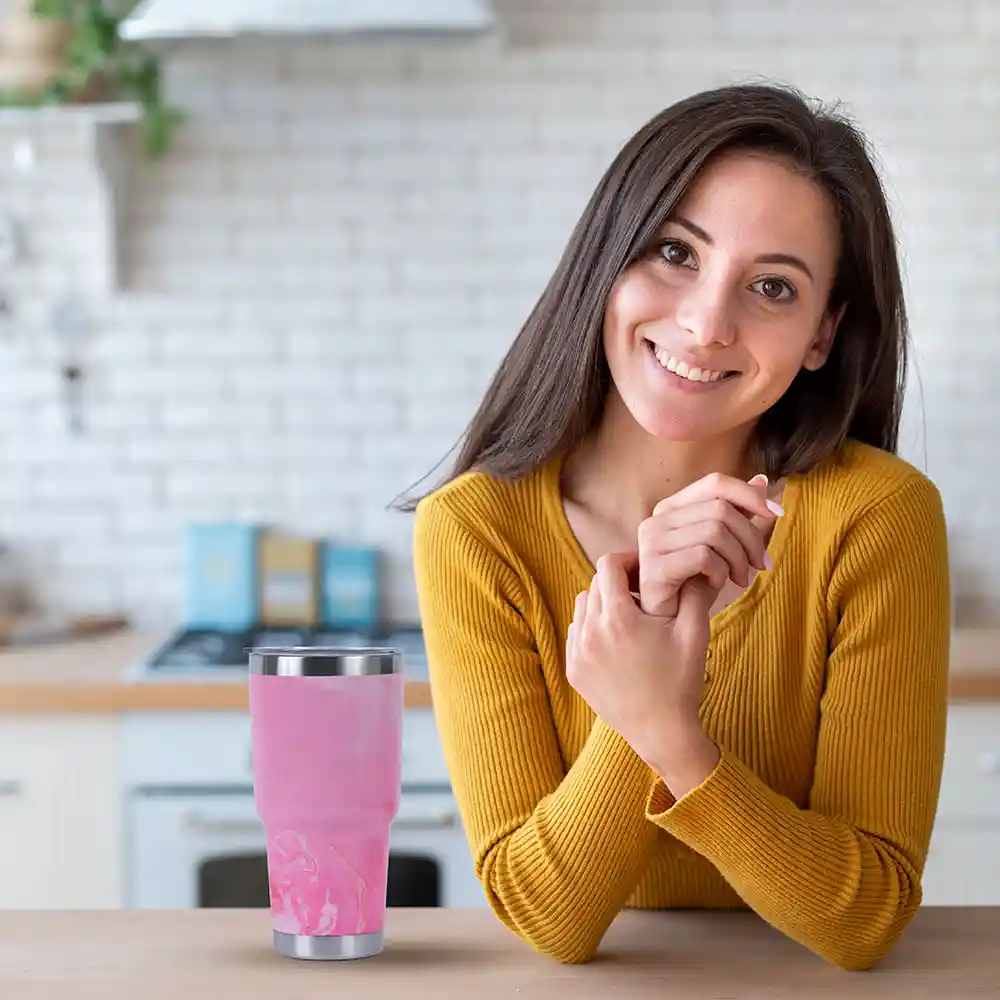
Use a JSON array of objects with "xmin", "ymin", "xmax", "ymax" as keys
[{"xmin": 412, "ymin": 439, "xmax": 951, "ymax": 970}]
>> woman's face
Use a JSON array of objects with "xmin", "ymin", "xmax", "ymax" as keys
[{"xmin": 602, "ymin": 151, "xmax": 844, "ymax": 444}]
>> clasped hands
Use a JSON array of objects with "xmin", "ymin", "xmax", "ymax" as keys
[{"xmin": 565, "ymin": 473, "xmax": 783, "ymax": 798}]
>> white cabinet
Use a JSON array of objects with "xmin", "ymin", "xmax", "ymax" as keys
[
  {"xmin": 923, "ymin": 827, "xmax": 1000, "ymax": 904},
  {"xmin": 923, "ymin": 705, "xmax": 1000, "ymax": 905},
  {"xmin": 0, "ymin": 701, "xmax": 992, "ymax": 910},
  {"xmin": 0, "ymin": 715, "xmax": 122, "ymax": 908}
]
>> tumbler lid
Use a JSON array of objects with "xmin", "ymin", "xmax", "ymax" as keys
[{"xmin": 249, "ymin": 646, "xmax": 401, "ymax": 677}]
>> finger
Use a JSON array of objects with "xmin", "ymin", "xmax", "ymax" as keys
[
  {"xmin": 661, "ymin": 523, "xmax": 753, "ymax": 585},
  {"xmin": 605, "ymin": 549, "xmax": 640, "ymax": 593},
  {"xmin": 677, "ymin": 545, "xmax": 730, "ymax": 593},
  {"xmin": 573, "ymin": 589, "xmax": 589, "ymax": 624},
  {"xmin": 747, "ymin": 474, "xmax": 779, "ymax": 547},
  {"xmin": 587, "ymin": 572, "xmax": 603, "ymax": 619},
  {"xmin": 595, "ymin": 552, "xmax": 636, "ymax": 616},
  {"xmin": 639, "ymin": 545, "xmax": 729, "ymax": 616},
  {"xmin": 652, "ymin": 471, "xmax": 782, "ymax": 522},
  {"xmin": 674, "ymin": 577, "xmax": 714, "ymax": 649},
  {"xmin": 639, "ymin": 517, "xmax": 752, "ymax": 589},
  {"xmin": 651, "ymin": 474, "xmax": 777, "ymax": 520},
  {"xmin": 640, "ymin": 499, "xmax": 768, "ymax": 572}
]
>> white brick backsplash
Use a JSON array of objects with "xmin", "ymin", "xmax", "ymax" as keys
[
  {"xmin": 107, "ymin": 366, "xmax": 225, "ymax": 398},
  {"xmin": 12, "ymin": 505, "xmax": 114, "ymax": 539},
  {"xmin": 0, "ymin": 367, "xmax": 57, "ymax": 403},
  {"xmin": 230, "ymin": 365, "xmax": 339, "ymax": 400},
  {"xmin": 32, "ymin": 471, "xmax": 156, "ymax": 506},
  {"xmin": 164, "ymin": 468, "xmax": 282, "ymax": 505},
  {"xmin": 161, "ymin": 399, "xmax": 276, "ymax": 432},
  {"xmin": 0, "ymin": 0, "xmax": 998, "ymax": 626},
  {"xmin": 283, "ymin": 394, "xmax": 398, "ymax": 432},
  {"xmin": 125, "ymin": 434, "xmax": 232, "ymax": 466}
]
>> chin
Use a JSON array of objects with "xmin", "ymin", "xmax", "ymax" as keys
[{"xmin": 629, "ymin": 401, "xmax": 731, "ymax": 442}]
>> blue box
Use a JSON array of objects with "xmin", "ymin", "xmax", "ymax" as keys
[
  {"xmin": 183, "ymin": 523, "xmax": 259, "ymax": 630},
  {"xmin": 321, "ymin": 545, "xmax": 381, "ymax": 630}
]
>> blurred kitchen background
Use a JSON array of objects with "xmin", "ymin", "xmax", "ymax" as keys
[
  {"xmin": 0, "ymin": 0, "xmax": 997, "ymax": 630},
  {"xmin": 0, "ymin": 0, "xmax": 997, "ymax": 916}
]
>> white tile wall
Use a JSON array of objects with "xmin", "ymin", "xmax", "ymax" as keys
[{"xmin": 0, "ymin": 0, "xmax": 997, "ymax": 626}]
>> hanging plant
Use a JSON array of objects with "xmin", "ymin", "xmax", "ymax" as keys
[{"xmin": 12, "ymin": 0, "xmax": 183, "ymax": 159}]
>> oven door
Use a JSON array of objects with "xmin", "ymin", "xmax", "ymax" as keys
[
  {"xmin": 388, "ymin": 791, "xmax": 483, "ymax": 909},
  {"xmin": 126, "ymin": 788, "xmax": 483, "ymax": 909}
]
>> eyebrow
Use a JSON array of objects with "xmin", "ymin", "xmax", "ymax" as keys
[{"xmin": 670, "ymin": 215, "xmax": 815, "ymax": 282}]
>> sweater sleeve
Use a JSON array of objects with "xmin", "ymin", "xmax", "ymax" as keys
[
  {"xmin": 645, "ymin": 475, "xmax": 951, "ymax": 971},
  {"xmin": 413, "ymin": 495, "xmax": 660, "ymax": 963}
]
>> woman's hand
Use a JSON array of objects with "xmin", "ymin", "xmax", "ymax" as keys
[
  {"xmin": 638, "ymin": 473, "xmax": 783, "ymax": 618},
  {"xmin": 566, "ymin": 553, "xmax": 721, "ymax": 798}
]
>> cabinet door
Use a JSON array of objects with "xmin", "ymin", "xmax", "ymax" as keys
[
  {"xmin": 922, "ymin": 824, "xmax": 1000, "ymax": 905},
  {"xmin": 937, "ymin": 705, "xmax": 1000, "ymax": 823},
  {"xmin": 0, "ymin": 716, "xmax": 121, "ymax": 908}
]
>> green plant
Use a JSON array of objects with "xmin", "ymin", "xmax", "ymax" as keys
[{"xmin": 28, "ymin": 0, "xmax": 182, "ymax": 158}]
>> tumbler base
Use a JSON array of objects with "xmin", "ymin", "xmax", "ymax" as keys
[{"xmin": 273, "ymin": 929, "xmax": 384, "ymax": 961}]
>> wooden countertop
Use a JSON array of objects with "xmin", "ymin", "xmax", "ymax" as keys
[
  {"xmin": 1, "ymin": 907, "xmax": 997, "ymax": 999},
  {"xmin": 0, "ymin": 631, "xmax": 432, "ymax": 713},
  {"xmin": 0, "ymin": 628, "xmax": 997, "ymax": 715}
]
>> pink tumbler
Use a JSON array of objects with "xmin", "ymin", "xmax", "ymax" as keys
[{"xmin": 249, "ymin": 646, "xmax": 403, "ymax": 960}]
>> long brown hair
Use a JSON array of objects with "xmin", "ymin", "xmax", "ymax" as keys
[{"xmin": 394, "ymin": 82, "xmax": 906, "ymax": 511}]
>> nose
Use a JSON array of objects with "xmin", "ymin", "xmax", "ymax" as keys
[{"xmin": 674, "ymin": 276, "xmax": 736, "ymax": 348}]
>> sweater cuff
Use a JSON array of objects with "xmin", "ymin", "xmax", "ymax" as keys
[{"xmin": 645, "ymin": 748, "xmax": 753, "ymax": 850}]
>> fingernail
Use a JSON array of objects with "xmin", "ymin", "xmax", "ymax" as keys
[
  {"xmin": 763, "ymin": 551, "xmax": 773, "ymax": 571},
  {"xmin": 749, "ymin": 473, "xmax": 768, "ymax": 487},
  {"xmin": 766, "ymin": 499, "xmax": 784, "ymax": 517}
]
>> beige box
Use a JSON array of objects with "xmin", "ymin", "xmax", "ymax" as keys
[{"xmin": 258, "ymin": 534, "xmax": 319, "ymax": 627}]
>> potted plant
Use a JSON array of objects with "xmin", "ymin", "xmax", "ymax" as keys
[
  {"xmin": 0, "ymin": 0, "xmax": 73, "ymax": 99},
  {"xmin": 0, "ymin": 0, "xmax": 182, "ymax": 158}
]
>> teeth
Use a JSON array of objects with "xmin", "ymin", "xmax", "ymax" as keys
[{"xmin": 651, "ymin": 344, "xmax": 726, "ymax": 383}]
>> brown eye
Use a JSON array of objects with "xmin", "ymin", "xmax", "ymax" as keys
[
  {"xmin": 659, "ymin": 241, "xmax": 694, "ymax": 267},
  {"xmin": 752, "ymin": 277, "xmax": 795, "ymax": 301}
]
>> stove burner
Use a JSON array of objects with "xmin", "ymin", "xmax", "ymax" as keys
[{"xmin": 142, "ymin": 624, "xmax": 426, "ymax": 677}]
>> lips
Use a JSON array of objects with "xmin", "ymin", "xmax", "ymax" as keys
[{"xmin": 645, "ymin": 339, "xmax": 738, "ymax": 383}]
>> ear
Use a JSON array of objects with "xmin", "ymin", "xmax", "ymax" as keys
[{"xmin": 802, "ymin": 302, "xmax": 847, "ymax": 372}]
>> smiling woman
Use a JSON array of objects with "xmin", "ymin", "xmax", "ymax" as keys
[
  {"xmin": 603, "ymin": 150, "xmax": 845, "ymax": 443},
  {"xmin": 398, "ymin": 83, "xmax": 949, "ymax": 973}
]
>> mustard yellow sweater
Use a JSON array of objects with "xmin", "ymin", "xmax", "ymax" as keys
[{"xmin": 412, "ymin": 440, "xmax": 950, "ymax": 970}]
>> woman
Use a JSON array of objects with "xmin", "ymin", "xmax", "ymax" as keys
[{"xmin": 405, "ymin": 83, "xmax": 950, "ymax": 971}]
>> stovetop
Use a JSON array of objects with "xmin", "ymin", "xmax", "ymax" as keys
[{"xmin": 132, "ymin": 623, "xmax": 427, "ymax": 681}]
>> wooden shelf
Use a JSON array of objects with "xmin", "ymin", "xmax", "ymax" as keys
[{"xmin": 0, "ymin": 101, "xmax": 141, "ymax": 125}]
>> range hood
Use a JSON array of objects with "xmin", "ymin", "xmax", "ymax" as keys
[{"xmin": 120, "ymin": 0, "xmax": 497, "ymax": 41}]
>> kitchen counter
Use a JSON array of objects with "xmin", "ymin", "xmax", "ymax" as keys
[
  {"xmin": 0, "ymin": 628, "xmax": 997, "ymax": 715},
  {"xmin": 0, "ymin": 630, "xmax": 432, "ymax": 713},
  {"xmin": 0, "ymin": 907, "xmax": 997, "ymax": 999}
]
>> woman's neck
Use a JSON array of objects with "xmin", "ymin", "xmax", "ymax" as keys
[{"xmin": 562, "ymin": 390, "xmax": 760, "ymax": 538}]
